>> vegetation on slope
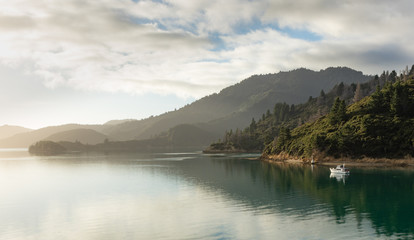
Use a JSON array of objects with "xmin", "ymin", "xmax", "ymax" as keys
[
  {"xmin": 205, "ymin": 72, "xmax": 383, "ymax": 153},
  {"xmin": 98, "ymin": 67, "xmax": 370, "ymax": 141},
  {"xmin": 263, "ymin": 69, "xmax": 414, "ymax": 159},
  {"xmin": 206, "ymin": 65, "xmax": 414, "ymax": 159},
  {"xmin": 28, "ymin": 141, "xmax": 66, "ymax": 156}
]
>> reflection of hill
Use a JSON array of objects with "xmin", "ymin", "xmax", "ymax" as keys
[{"xmin": 179, "ymin": 156, "xmax": 414, "ymax": 237}]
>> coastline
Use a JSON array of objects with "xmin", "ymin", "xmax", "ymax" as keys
[
  {"xmin": 202, "ymin": 149, "xmax": 261, "ymax": 154},
  {"xmin": 261, "ymin": 153, "xmax": 414, "ymax": 168}
]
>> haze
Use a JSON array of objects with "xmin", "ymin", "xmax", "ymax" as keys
[{"xmin": 1, "ymin": 0, "xmax": 413, "ymax": 129}]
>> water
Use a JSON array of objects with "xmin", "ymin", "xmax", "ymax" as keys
[{"xmin": 0, "ymin": 149, "xmax": 413, "ymax": 239}]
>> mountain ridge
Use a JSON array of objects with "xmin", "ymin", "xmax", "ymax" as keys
[
  {"xmin": 1, "ymin": 67, "xmax": 370, "ymax": 148},
  {"xmin": 0, "ymin": 125, "xmax": 32, "ymax": 140}
]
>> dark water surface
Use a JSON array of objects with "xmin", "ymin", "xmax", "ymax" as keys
[{"xmin": 0, "ymin": 149, "xmax": 413, "ymax": 239}]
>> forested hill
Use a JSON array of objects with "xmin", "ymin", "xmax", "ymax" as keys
[
  {"xmin": 204, "ymin": 66, "xmax": 413, "ymax": 154},
  {"xmin": 263, "ymin": 68, "xmax": 414, "ymax": 160},
  {"xmin": 103, "ymin": 67, "xmax": 370, "ymax": 141},
  {"xmin": 1, "ymin": 67, "xmax": 370, "ymax": 148}
]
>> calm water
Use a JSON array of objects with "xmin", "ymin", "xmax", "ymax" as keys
[{"xmin": 0, "ymin": 149, "xmax": 413, "ymax": 240}]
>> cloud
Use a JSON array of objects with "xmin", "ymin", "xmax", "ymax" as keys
[{"xmin": 0, "ymin": 0, "xmax": 413, "ymax": 99}]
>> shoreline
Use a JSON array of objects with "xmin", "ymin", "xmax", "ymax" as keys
[
  {"xmin": 261, "ymin": 154, "xmax": 414, "ymax": 168},
  {"xmin": 202, "ymin": 149, "xmax": 261, "ymax": 154}
]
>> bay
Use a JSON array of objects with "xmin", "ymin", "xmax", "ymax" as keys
[{"xmin": 0, "ymin": 149, "xmax": 413, "ymax": 239}]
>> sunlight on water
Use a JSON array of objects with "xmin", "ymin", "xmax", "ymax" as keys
[{"xmin": 0, "ymin": 149, "xmax": 413, "ymax": 239}]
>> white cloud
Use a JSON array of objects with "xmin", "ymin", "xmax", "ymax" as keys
[{"xmin": 0, "ymin": 0, "xmax": 413, "ymax": 100}]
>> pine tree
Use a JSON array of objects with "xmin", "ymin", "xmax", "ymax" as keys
[
  {"xmin": 389, "ymin": 70, "xmax": 397, "ymax": 83},
  {"xmin": 368, "ymin": 85, "xmax": 385, "ymax": 113},
  {"xmin": 329, "ymin": 97, "xmax": 346, "ymax": 124},
  {"xmin": 338, "ymin": 100, "xmax": 347, "ymax": 122},
  {"xmin": 276, "ymin": 127, "xmax": 290, "ymax": 151},
  {"xmin": 390, "ymin": 83, "xmax": 402, "ymax": 115},
  {"xmin": 329, "ymin": 97, "xmax": 341, "ymax": 125},
  {"xmin": 317, "ymin": 89, "xmax": 326, "ymax": 106}
]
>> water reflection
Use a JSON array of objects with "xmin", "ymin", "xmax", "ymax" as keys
[
  {"xmin": 0, "ymin": 151, "xmax": 413, "ymax": 239},
  {"xmin": 329, "ymin": 173, "xmax": 348, "ymax": 184},
  {"xmin": 199, "ymin": 156, "xmax": 414, "ymax": 238}
]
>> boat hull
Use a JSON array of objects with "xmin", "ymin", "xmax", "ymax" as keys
[{"xmin": 330, "ymin": 168, "xmax": 350, "ymax": 174}]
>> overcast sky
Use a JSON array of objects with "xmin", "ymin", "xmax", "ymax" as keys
[{"xmin": 1, "ymin": 0, "xmax": 413, "ymax": 129}]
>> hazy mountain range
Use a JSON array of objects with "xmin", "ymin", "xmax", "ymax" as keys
[
  {"xmin": 0, "ymin": 125, "xmax": 32, "ymax": 140},
  {"xmin": 0, "ymin": 67, "xmax": 370, "ymax": 148}
]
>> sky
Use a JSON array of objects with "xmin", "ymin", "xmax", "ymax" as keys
[{"xmin": 1, "ymin": 0, "xmax": 413, "ymax": 129}]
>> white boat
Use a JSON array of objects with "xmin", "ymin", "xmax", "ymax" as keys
[{"xmin": 330, "ymin": 164, "xmax": 350, "ymax": 174}]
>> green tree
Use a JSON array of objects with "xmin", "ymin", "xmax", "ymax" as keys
[
  {"xmin": 390, "ymin": 81, "xmax": 402, "ymax": 115},
  {"xmin": 328, "ymin": 97, "xmax": 347, "ymax": 125},
  {"xmin": 368, "ymin": 86, "xmax": 386, "ymax": 113},
  {"xmin": 389, "ymin": 70, "xmax": 397, "ymax": 83},
  {"xmin": 338, "ymin": 100, "xmax": 347, "ymax": 122},
  {"xmin": 275, "ymin": 127, "xmax": 291, "ymax": 151},
  {"xmin": 329, "ymin": 97, "xmax": 341, "ymax": 125}
]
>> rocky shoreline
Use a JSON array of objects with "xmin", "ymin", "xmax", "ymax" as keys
[{"xmin": 261, "ymin": 153, "xmax": 414, "ymax": 168}]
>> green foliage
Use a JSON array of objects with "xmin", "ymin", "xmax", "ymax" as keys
[
  {"xmin": 208, "ymin": 66, "xmax": 414, "ymax": 156},
  {"xmin": 329, "ymin": 97, "xmax": 347, "ymax": 125},
  {"xmin": 267, "ymin": 78, "xmax": 414, "ymax": 158},
  {"xmin": 275, "ymin": 127, "xmax": 291, "ymax": 151},
  {"xmin": 208, "ymin": 77, "xmax": 372, "ymax": 152},
  {"xmin": 29, "ymin": 141, "xmax": 66, "ymax": 156}
]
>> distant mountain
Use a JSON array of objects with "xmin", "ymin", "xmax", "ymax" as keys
[
  {"xmin": 44, "ymin": 128, "xmax": 108, "ymax": 145},
  {"xmin": 104, "ymin": 67, "xmax": 370, "ymax": 141},
  {"xmin": 0, "ymin": 125, "xmax": 32, "ymax": 140},
  {"xmin": 29, "ymin": 124, "xmax": 217, "ymax": 155},
  {"xmin": 104, "ymin": 119, "xmax": 135, "ymax": 125},
  {"xmin": 3, "ymin": 67, "xmax": 371, "ymax": 149},
  {"xmin": 0, "ymin": 124, "xmax": 108, "ymax": 148}
]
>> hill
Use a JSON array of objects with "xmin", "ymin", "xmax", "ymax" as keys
[
  {"xmin": 104, "ymin": 119, "xmax": 135, "ymax": 125},
  {"xmin": 205, "ymin": 76, "xmax": 381, "ymax": 153},
  {"xmin": 263, "ymin": 73, "xmax": 414, "ymax": 160},
  {"xmin": 3, "ymin": 67, "xmax": 370, "ymax": 149},
  {"xmin": 29, "ymin": 124, "xmax": 216, "ymax": 155},
  {"xmin": 0, "ymin": 125, "xmax": 32, "ymax": 140},
  {"xmin": 0, "ymin": 124, "xmax": 107, "ymax": 148},
  {"xmin": 44, "ymin": 128, "xmax": 108, "ymax": 145},
  {"xmin": 104, "ymin": 67, "xmax": 370, "ymax": 141}
]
